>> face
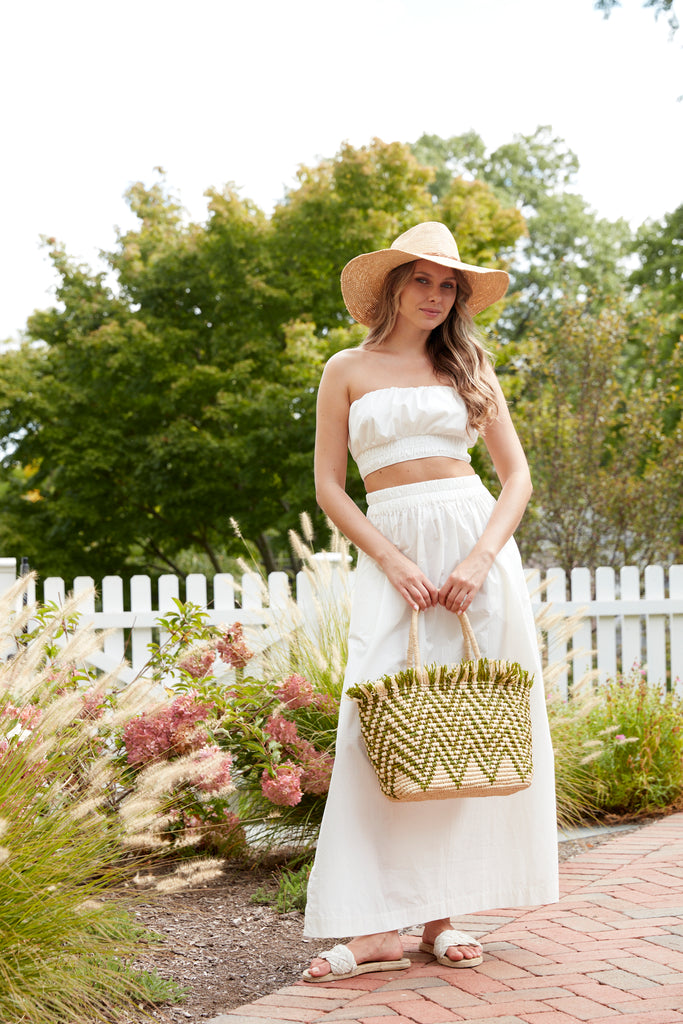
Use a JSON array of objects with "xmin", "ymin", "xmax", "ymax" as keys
[{"xmin": 396, "ymin": 260, "xmax": 458, "ymax": 334}]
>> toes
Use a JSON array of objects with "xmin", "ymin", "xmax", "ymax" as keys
[
  {"xmin": 309, "ymin": 958, "xmax": 331, "ymax": 976},
  {"xmin": 447, "ymin": 944, "xmax": 481, "ymax": 962}
]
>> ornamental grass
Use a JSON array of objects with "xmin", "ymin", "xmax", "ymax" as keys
[{"xmin": 0, "ymin": 577, "xmax": 220, "ymax": 1023}]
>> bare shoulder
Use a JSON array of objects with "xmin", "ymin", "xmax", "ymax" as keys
[{"xmin": 320, "ymin": 346, "xmax": 372, "ymax": 395}]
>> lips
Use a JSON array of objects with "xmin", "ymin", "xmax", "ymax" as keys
[{"xmin": 420, "ymin": 308, "xmax": 441, "ymax": 318}]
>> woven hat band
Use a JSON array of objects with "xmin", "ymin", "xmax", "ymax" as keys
[{"xmin": 420, "ymin": 249, "xmax": 461, "ymax": 260}]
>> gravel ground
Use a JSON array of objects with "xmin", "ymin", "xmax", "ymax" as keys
[{"xmin": 117, "ymin": 827, "xmax": 641, "ymax": 1023}]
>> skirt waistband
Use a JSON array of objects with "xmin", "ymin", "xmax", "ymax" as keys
[{"xmin": 366, "ymin": 475, "xmax": 484, "ymax": 507}]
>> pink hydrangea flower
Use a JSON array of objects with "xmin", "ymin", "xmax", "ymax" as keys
[
  {"xmin": 292, "ymin": 737, "xmax": 334, "ymax": 795},
  {"xmin": 274, "ymin": 673, "xmax": 314, "ymax": 709},
  {"xmin": 191, "ymin": 745, "xmax": 233, "ymax": 794},
  {"xmin": 300, "ymin": 755, "xmax": 334, "ymax": 795},
  {"xmin": 80, "ymin": 688, "xmax": 105, "ymax": 721},
  {"xmin": 264, "ymin": 714, "xmax": 300, "ymax": 746},
  {"xmin": 122, "ymin": 692, "xmax": 215, "ymax": 765},
  {"xmin": 1, "ymin": 703, "xmax": 43, "ymax": 729},
  {"xmin": 171, "ymin": 722, "xmax": 209, "ymax": 755},
  {"xmin": 260, "ymin": 762, "xmax": 303, "ymax": 807},
  {"xmin": 177, "ymin": 643, "xmax": 217, "ymax": 679},
  {"xmin": 216, "ymin": 623, "xmax": 253, "ymax": 668}
]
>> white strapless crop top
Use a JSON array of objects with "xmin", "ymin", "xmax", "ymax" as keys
[{"xmin": 348, "ymin": 385, "xmax": 478, "ymax": 478}]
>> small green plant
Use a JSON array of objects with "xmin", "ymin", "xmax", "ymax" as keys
[
  {"xmin": 579, "ymin": 668, "xmax": 683, "ymax": 815},
  {"xmin": 252, "ymin": 857, "xmax": 313, "ymax": 913}
]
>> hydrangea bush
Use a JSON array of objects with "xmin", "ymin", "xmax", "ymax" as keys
[
  {"xmin": 116, "ymin": 608, "xmax": 341, "ymax": 854},
  {"xmin": 114, "ymin": 520, "xmax": 351, "ymax": 854}
]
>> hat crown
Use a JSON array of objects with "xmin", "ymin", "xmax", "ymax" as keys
[{"xmin": 391, "ymin": 222, "xmax": 460, "ymax": 261}]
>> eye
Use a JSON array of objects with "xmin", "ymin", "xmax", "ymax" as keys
[
  {"xmin": 415, "ymin": 276, "xmax": 429, "ymax": 285},
  {"xmin": 441, "ymin": 281, "xmax": 455, "ymax": 290}
]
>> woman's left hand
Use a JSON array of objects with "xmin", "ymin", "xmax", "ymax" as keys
[{"xmin": 438, "ymin": 550, "xmax": 494, "ymax": 614}]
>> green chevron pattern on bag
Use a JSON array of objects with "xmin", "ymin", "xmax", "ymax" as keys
[{"xmin": 347, "ymin": 612, "xmax": 534, "ymax": 802}]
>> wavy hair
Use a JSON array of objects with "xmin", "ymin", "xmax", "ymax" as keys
[{"xmin": 361, "ymin": 261, "xmax": 499, "ymax": 432}]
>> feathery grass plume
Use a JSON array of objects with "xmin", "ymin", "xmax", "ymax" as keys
[
  {"xmin": 533, "ymin": 602, "xmax": 600, "ymax": 828},
  {"xmin": 0, "ymin": 577, "xmax": 188, "ymax": 1022}
]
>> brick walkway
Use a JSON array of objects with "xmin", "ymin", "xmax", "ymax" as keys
[{"xmin": 209, "ymin": 814, "xmax": 683, "ymax": 1024}]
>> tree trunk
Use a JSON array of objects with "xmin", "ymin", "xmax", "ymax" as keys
[{"xmin": 255, "ymin": 532, "xmax": 278, "ymax": 575}]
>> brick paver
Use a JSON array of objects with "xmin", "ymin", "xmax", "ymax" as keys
[{"xmin": 208, "ymin": 814, "xmax": 683, "ymax": 1024}]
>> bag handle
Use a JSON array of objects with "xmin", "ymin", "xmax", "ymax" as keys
[{"xmin": 406, "ymin": 608, "xmax": 481, "ymax": 674}]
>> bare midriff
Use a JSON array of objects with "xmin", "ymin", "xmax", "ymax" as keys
[{"xmin": 364, "ymin": 456, "xmax": 476, "ymax": 493}]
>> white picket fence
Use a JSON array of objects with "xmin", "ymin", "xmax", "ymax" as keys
[{"xmin": 1, "ymin": 558, "xmax": 682, "ymax": 697}]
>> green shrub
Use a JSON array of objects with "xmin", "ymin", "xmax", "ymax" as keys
[{"xmin": 579, "ymin": 669, "xmax": 683, "ymax": 815}]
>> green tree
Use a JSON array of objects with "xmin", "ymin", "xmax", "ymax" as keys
[
  {"xmin": 511, "ymin": 300, "xmax": 683, "ymax": 571},
  {"xmin": 0, "ymin": 192, "xmax": 326, "ymax": 579}
]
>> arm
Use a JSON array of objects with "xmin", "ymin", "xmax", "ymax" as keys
[
  {"xmin": 314, "ymin": 356, "xmax": 438, "ymax": 611},
  {"xmin": 438, "ymin": 370, "xmax": 532, "ymax": 613}
]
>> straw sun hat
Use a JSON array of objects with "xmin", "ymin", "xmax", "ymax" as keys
[{"xmin": 340, "ymin": 222, "xmax": 509, "ymax": 326}]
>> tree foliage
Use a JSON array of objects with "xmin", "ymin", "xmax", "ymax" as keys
[
  {"xmin": 412, "ymin": 127, "xmax": 631, "ymax": 338},
  {"xmin": 511, "ymin": 300, "xmax": 683, "ymax": 571}
]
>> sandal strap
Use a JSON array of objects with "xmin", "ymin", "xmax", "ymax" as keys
[
  {"xmin": 433, "ymin": 930, "xmax": 480, "ymax": 960},
  {"xmin": 319, "ymin": 943, "xmax": 357, "ymax": 975}
]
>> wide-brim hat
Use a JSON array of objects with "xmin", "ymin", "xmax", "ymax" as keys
[{"xmin": 340, "ymin": 221, "xmax": 510, "ymax": 325}]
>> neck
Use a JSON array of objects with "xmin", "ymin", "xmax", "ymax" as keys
[{"xmin": 383, "ymin": 319, "xmax": 431, "ymax": 353}]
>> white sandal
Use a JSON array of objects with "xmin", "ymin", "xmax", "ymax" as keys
[
  {"xmin": 302, "ymin": 943, "xmax": 411, "ymax": 983},
  {"xmin": 419, "ymin": 929, "xmax": 483, "ymax": 968}
]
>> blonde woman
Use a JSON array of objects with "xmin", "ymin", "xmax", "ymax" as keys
[{"xmin": 303, "ymin": 223, "xmax": 558, "ymax": 982}]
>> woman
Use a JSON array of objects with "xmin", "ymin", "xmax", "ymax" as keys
[{"xmin": 303, "ymin": 222, "xmax": 559, "ymax": 982}]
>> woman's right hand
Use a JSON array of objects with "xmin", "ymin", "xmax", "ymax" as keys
[{"xmin": 379, "ymin": 549, "xmax": 439, "ymax": 611}]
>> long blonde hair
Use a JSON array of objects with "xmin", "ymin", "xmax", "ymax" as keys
[{"xmin": 361, "ymin": 261, "xmax": 499, "ymax": 432}]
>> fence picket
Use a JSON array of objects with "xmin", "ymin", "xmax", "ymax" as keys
[
  {"xmin": 671, "ymin": 565, "xmax": 683, "ymax": 693},
  {"xmin": 569, "ymin": 567, "xmax": 592, "ymax": 689},
  {"xmin": 620, "ymin": 566, "xmax": 641, "ymax": 673},
  {"xmin": 644, "ymin": 565, "xmax": 666, "ymax": 687},
  {"xmin": 130, "ymin": 575, "xmax": 153, "ymax": 672},
  {"xmin": 186, "ymin": 573, "xmax": 208, "ymax": 608},
  {"xmin": 595, "ymin": 567, "xmax": 617, "ymax": 683},
  {"xmin": 241, "ymin": 573, "xmax": 265, "ymax": 675},
  {"xmin": 44, "ymin": 577, "xmax": 66, "ymax": 607},
  {"xmin": 545, "ymin": 568, "xmax": 569, "ymax": 699},
  {"xmin": 213, "ymin": 573, "xmax": 236, "ymax": 613},
  {"xmin": 101, "ymin": 576, "xmax": 125, "ymax": 664}
]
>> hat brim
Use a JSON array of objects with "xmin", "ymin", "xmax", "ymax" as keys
[{"xmin": 340, "ymin": 246, "xmax": 509, "ymax": 326}]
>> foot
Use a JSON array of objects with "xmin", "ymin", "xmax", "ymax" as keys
[
  {"xmin": 421, "ymin": 919, "xmax": 482, "ymax": 965},
  {"xmin": 307, "ymin": 930, "xmax": 404, "ymax": 979}
]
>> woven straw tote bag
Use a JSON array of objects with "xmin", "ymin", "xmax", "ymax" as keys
[{"xmin": 347, "ymin": 611, "xmax": 534, "ymax": 802}]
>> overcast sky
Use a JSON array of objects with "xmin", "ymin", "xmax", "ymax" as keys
[{"xmin": 1, "ymin": 0, "xmax": 681, "ymax": 341}]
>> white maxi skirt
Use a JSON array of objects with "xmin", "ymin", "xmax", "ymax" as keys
[{"xmin": 304, "ymin": 476, "xmax": 559, "ymax": 939}]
